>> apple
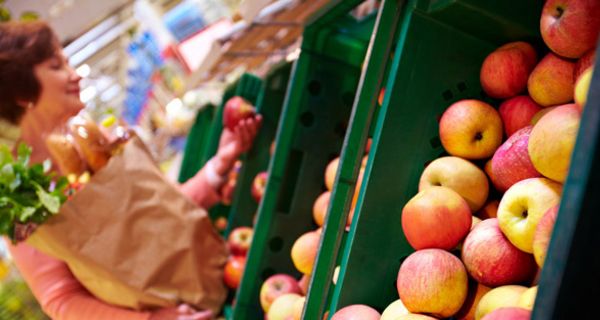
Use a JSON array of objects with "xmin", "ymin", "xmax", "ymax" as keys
[
  {"xmin": 461, "ymin": 219, "xmax": 537, "ymax": 287},
  {"xmin": 533, "ymin": 205, "xmax": 559, "ymax": 268},
  {"xmin": 397, "ymin": 249, "xmax": 468, "ymax": 318},
  {"xmin": 214, "ymin": 216, "xmax": 228, "ymax": 231},
  {"xmin": 530, "ymin": 106, "xmax": 557, "ymax": 125},
  {"xmin": 499, "ymin": 96, "xmax": 542, "ymax": 137},
  {"xmin": 455, "ymin": 282, "xmax": 491, "ymax": 320},
  {"xmin": 419, "ymin": 156, "xmax": 489, "ymax": 211},
  {"xmin": 291, "ymin": 296, "xmax": 306, "ymax": 320},
  {"xmin": 575, "ymin": 67, "xmax": 593, "ymax": 111},
  {"xmin": 497, "ymin": 178, "xmax": 562, "ymax": 253},
  {"xmin": 477, "ymin": 200, "xmax": 499, "ymax": 219},
  {"xmin": 378, "ymin": 88, "xmax": 386, "ymax": 106},
  {"xmin": 251, "ymin": 171, "xmax": 268, "ymax": 203},
  {"xmin": 291, "ymin": 230, "xmax": 321, "ymax": 275},
  {"xmin": 490, "ymin": 126, "xmax": 541, "ymax": 192},
  {"xmin": 313, "ymin": 191, "xmax": 331, "ymax": 227},
  {"xmin": 574, "ymin": 48, "xmax": 596, "ymax": 81},
  {"xmin": 484, "ymin": 159, "xmax": 494, "ymax": 182},
  {"xmin": 528, "ymin": 53, "xmax": 575, "ymax": 106},
  {"xmin": 228, "ymin": 226, "xmax": 253, "ymax": 256},
  {"xmin": 517, "ymin": 286, "xmax": 538, "ymax": 311},
  {"xmin": 475, "ymin": 285, "xmax": 527, "ymax": 320},
  {"xmin": 529, "ymin": 104, "xmax": 581, "ymax": 182},
  {"xmin": 224, "ymin": 255, "xmax": 246, "ymax": 289},
  {"xmin": 439, "ymin": 99, "xmax": 503, "ymax": 159},
  {"xmin": 223, "ymin": 96, "xmax": 256, "ymax": 130},
  {"xmin": 365, "ymin": 138, "xmax": 373, "ymax": 153},
  {"xmin": 540, "ymin": 0, "xmax": 600, "ymax": 59},
  {"xmin": 260, "ymin": 274, "xmax": 303, "ymax": 312},
  {"xmin": 331, "ymin": 304, "xmax": 381, "ymax": 320},
  {"xmin": 480, "ymin": 307, "xmax": 531, "ymax": 320},
  {"xmin": 266, "ymin": 293, "xmax": 302, "ymax": 320},
  {"xmin": 325, "ymin": 157, "xmax": 340, "ymax": 190},
  {"xmin": 480, "ymin": 41, "xmax": 537, "ymax": 98},
  {"xmin": 381, "ymin": 299, "xmax": 410, "ymax": 320},
  {"xmin": 402, "ymin": 186, "xmax": 472, "ymax": 250},
  {"xmin": 298, "ymin": 274, "xmax": 310, "ymax": 296},
  {"xmin": 471, "ymin": 216, "xmax": 482, "ymax": 230}
]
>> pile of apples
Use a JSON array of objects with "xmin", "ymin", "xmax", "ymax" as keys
[
  {"xmin": 257, "ymin": 140, "xmax": 372, "ymax": 320},
  {"xmin": 330, "ymin": 0, "xmax": 599, "ymax": 319}
]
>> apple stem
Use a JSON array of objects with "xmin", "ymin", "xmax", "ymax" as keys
[{"xmin": 474, "ymin": 132, "xmax": 483, "ymax": 141}]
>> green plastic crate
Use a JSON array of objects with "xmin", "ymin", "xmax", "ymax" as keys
[
  {"xmin": 310, "ymin": 0, "xmax": 545, "ymax": 317},
  {"xmin": 224, "ymin": 61, "xmax": 293, "ymax": 236},
  {"xmin": 231, "ymin": 2, "xmax": 376, "ymax": 319},
  {"xmin": 178, "ymin": 104, "xmax": 217, "ymax": 183}
]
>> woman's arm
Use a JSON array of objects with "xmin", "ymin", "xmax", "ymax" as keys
[
  {"xmin": 7, "ymin": 241, "xmax": 151, "ymax": 320},
  {"xmin": 180, "ymin": 115, "xmax": 262, "ymax": 209}
]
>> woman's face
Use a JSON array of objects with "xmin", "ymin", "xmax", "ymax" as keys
[{"xmin": 32, "ymin": 50, "xmax": 84, "ymax": 123}]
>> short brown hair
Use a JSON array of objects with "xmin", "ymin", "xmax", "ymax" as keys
[{"xmin": 0, "ymin": 21, "xmax": 60, "ymax": 124}]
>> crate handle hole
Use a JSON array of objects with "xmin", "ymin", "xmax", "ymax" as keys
[{"xmin": 308, "ymin": 80, "xmax": 322, "ymax": 96}]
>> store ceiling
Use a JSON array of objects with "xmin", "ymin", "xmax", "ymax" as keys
[{"xmin": 5, "ymin": 0, "xmax": 133, "ymax": 43}]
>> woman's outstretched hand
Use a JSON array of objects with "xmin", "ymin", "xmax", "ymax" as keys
[{"xmin": 149, "ymin": 304, "xmax": 214, "ymax": 320}]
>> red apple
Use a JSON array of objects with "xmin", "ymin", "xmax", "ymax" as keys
[
  {"xmin": 540, "ymin": 0, "xmax": 600, "ymax": 59},
  {"xmin": 214, "ymin": 216, "xmax": 228, "ymax": 231},
  {"xmin": 499, "ymin": 96, "xmax": 542, "ymax": 137},
  {"xmin": 378, "ymin": 88, "xmax": 386, "ymax": 106},
  {"xmin": 227, "ymin": 226, "xmax": 253, "ymax": 256},
  {"xmin": 490, "ymin": 126, "xmax": 542, "ymax": 192},
  {"xmin": 397, "ymin": 249, "xmax": 468, "ymax": 318},
  {"xmin": 224, "ymin": 255, "xmax": 246, "ymax": 289},
  {"xmin": 528, "ymin": 53, "xmax": 575, "ymax": 107},
  {"xmin": 298, "ymin": 274, "xmax": 310, "ymax": 296},
  {"xmin": 223, "ymin": 96, "xmax": 256, "ymax": 130},
  {"xmin": 533, "ymin": 205, "xmax": 559, "ymax": 268},
  {"xmin": 402, "ymin": 186, "xmax": 472, "ymax": 250},
  {"xmin": 439, "ymin": 99, "xmax": 503, "ymax": 159},
  {"xmin": 251, "ymin": 171, "xmax": 268, "ymax": 203},
  {"xmin": 529, "ymin": 104, "xmax": 581, "ymax": 182},
  {"xmin": 574, "ymin": 48, "xmax": 596, "ymax": 81},
  {"xmin": 331, "ymin": 304, "xmax": 381, "ymax": 320},
  {"xmin": 260, "ymin": 274, "xmax": 302, "ymax": 312},
  {"xmin": 480, "ymin": 41, "xmax": 537, "ymax": 98},
  {"xmin": 291, "ymin": 230, "xmax": 321, "ymax": 275},
  {"xmin": 461, "ymin": 219, "xmax": 537, "ymax": 287},
  {"xmin": 481, "ymin": 307, "xmax": 531, "ymax": 320}
]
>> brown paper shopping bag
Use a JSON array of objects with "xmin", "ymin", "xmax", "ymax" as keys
[{"xmin": 27, "ymin": 136, "xmax": 228, "ymax": 313}]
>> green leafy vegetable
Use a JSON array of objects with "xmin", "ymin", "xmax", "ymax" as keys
[{"xmin": 0, "ymin": 143, "xmax": 68, "ymax": 242}]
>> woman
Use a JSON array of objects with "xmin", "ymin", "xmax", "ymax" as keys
[{"xmin": 0, "ymin": 21, "xmax": 262, "ymax": 320}]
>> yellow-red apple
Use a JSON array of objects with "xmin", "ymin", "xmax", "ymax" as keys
[
  {"xmin": 439, "ymin": 99, "xmax": 503, "ymax": 159},
  {"xmin": 331, "ymin": 304, "xmax": 381, "ymax": 320},
  {"xmin": 491, "ymin": 126, "xmax": 541, "ymax": 192},
  {"xmin": 529, "ymin": 104, "xmax": 581, "ymax": 182},
  {"xmin": 477, "ymin": 200, "xmax": 499, "ymax": 220},
  {"xmin": 480, "ymin": 41, "xmax": 537, "ymax": 98},
  {"xmin": 461, "ymin": 219, "xmax": 537, "ymax": 287},
  {"xmin": 540, "ymin": 0, "xmax": 600, "ymax": 58},
  {"xmin": 381, "ymin": 299, "xmax": 410, "ymax": 320},
  {"xmin": 455, "ymin": 282, "xmax": 491, "ymax": 320},
  {"xmin": 251, "ymin": 171, "xmax": 268, "ymax": 203},
  {"xmin": 402, "ymin": 187, "xmax": 472, "ymax": 250},
  {"xmin": 530, "ymin": 106, "xmax": 558, "ymax": 125},
  {"xmin": 517, "ymin": 286, "xmax": 538, "ymax": 311},
  {"xmin": 499, "ymin": 96, "xmax": 542, "ymax": 137},
  {"xmin": 298, "ymin": 275, "xmax": 309, "ymax": 296},
  {"xmin": 533, "ymin": 205, "xmax": 559, "ymax": 268},
  {"xmin": 528, "ymin": 53, "xmax": 575, "ymax": 106},
  {"xmin": 267, "ymin": 293, "xmax": 302, "ymax": 320},
  {"xmin": 575, "ymin": 67, "xmax": 593, "ymax": 111},
  {"xmin": 223, "ymin": 96, "xmax": 256, "ymax": 130},
  {"xmin": 312, "ymin": 191, "xmax": 331, "ymax": 227},
  {"xmin": 325, "ymin": 157, "xmax": 339, "ymax": 190},
  {"xmin": 480, "ymin": 307, "xmax": 531, "ymax": 320},
  {"xmin": 291, "ymin": 230, "xmax": 321, "ymax": 275},
  {"xmin": 228, "ymin": 226, "xmax": 254, "ymax": 256},
  {"xmin": 397, "ymin": 249, "xmax": 468, "ymax": 318},
  {"xmin": 497, "ymin": 178, "xmax": 562, "ymax": 253},
  {"xmin": 224, "ymin": 255, "xmax": 246, "ymax": 289},
  {"xmin": 419, "ymin": 156, "xmax": 489, "ymax": 211},
  {"xmin": 291, "ymin": 296, "xmax": 305, "ymax": 320},
  {"xmin": 260, "ymin": 274, "xmax": 303, "ymax": 312},
  {"xmin": 475, "ymin": 285, "xmax": 527, "ymax": 320}
]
